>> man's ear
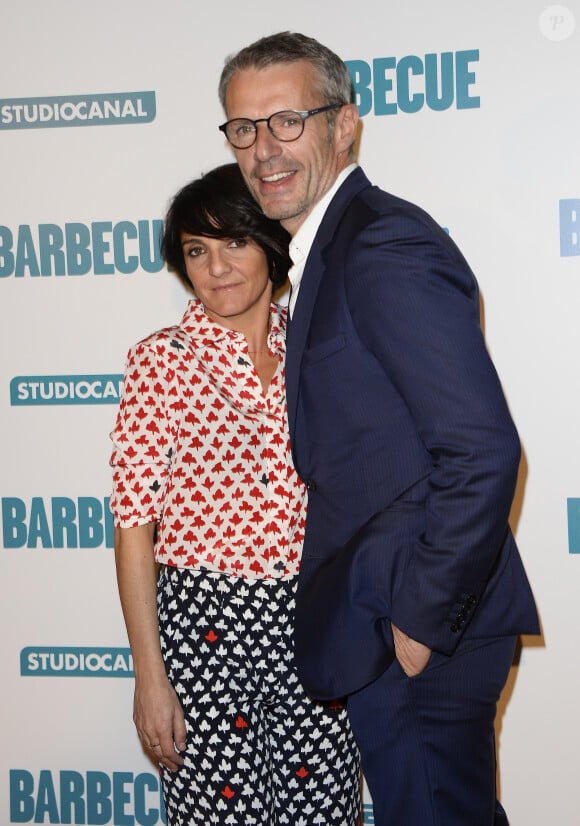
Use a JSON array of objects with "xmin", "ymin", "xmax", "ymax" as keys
[{"xmin": 335, "ymin": 103, "xmax": 359, "ymax": 152}]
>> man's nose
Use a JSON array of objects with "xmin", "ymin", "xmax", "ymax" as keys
[{"xmin": 253, "ymin": 121, "xmax": 282, "ymax": 162}]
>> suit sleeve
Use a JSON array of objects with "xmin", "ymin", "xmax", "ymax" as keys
[{"xmin": 344, "ymin": 208, "xmax": 521, "ymax": 654}]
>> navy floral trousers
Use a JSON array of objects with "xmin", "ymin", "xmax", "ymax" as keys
[{"xmin": 157, "ymin": 567, "xmax": 361, "ymax": 825}]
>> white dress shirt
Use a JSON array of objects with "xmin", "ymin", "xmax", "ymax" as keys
[{"xmin": 288, "ymin": 164, "xmax": 357, "ymax": 317}]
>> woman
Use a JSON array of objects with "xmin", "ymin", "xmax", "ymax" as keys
[{"xmin": 110, "ymin": 163, "xmax": 360, "ymax": 825}]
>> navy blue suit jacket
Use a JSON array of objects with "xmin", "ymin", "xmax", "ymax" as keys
[{"xmin": 286, "ymin": 168, "xmax": 539, "ymax": 700}]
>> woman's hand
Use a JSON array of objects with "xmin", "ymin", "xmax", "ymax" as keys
[
  {"xmin": 134, "ymin": 673, "xmax": 187, "ymax": 772},
  {"xmin": 114, "ymin": 524, "xmax": 186, "ymax": 772}
]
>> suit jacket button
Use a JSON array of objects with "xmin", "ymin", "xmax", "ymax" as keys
[
  {"xmin": 450, "ymin": 623, "xmax": 459, "ymax": 633},
  {"xmin": 306, "ymin": 479, "xmax": 317, "ymax": 492}
]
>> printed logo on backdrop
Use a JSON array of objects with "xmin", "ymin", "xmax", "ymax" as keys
[
  {"xmin": 1, "ymin": 496, "xmax": 114, "ymax": 548},
  {"xmin": 10, "ymin": 769, "xmax": 166, "ymax": 825},
  {"xmin": 560, "ymin": 199, "xmax": 579, "ymax": 256},
  {"xmin": 0, "ymin": 91, "xmax": 156, "ymax": 130},
  {"xmin": 539, "ymin": 5, "xmax": 576, "ymax": 41},
  {"xmin": 346, "ymin": 49, "xmax": 480, "ymax": 117},
  {"xmin": 11, "ymin": 374, "xmax": 123, "ymax": 405},
  {"xmin": 0, "ymin": 220, "xmax": 163, "ymax": 277},
  {"xmin": 20, "ymin": 647, "xmax": 134, "ymax": 677}
]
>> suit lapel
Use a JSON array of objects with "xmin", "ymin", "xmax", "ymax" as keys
[{"xmin": 285, "ymin": 167, "xmax": 371, "ymax": 444}]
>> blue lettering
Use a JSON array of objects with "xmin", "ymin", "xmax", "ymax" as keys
[
  {"xmin": 78, "ymin": 497, "xmax": 104, "ymax": 547},
  {"xmin": 92, "ymin": 222, "xmax": 115, "ymax": 275},
  {"xmin": 134, "ymin": 774, "xmax": 161, "ymax": 826},
  {"xmin": 113, "ymin": 221, "xmax": 139, "ymax": 273},
  {"xmin": 2, "ymin": 497, "xmax": 27, "ymax": 547},
  {"xmin": 16, "ymin": 224, "xmax": 40, "ymax": 276},
  {"xmin": 28, "ymin": 497, "xmax": 53, "ymax": 548},
  {"xmin": 38, "ymin": 224, "xmax": 66, "ymax": 275},
  {"xmin": 10, "ymin": 770, "xmax": 166, "ymax": 824},
  {"xmin": 346, "ymin": 59, "xmax": 373, "ymax": 117},
  {"xmin": 60, "ymin": 771, "xmax": 86, "ymax": 823},
  {"xmin": 113, "ymin": 773, "xmax": 134, "ymax": 826},
  {"xmin": 86, "ymin": 772, "xmax": 112, "ymax": 825},
  {"xmin": 105, "ymin": 496, "xmax": 115, "ymax": 548},
  {"xmin": 52, "ymin": 497, "xmax": 79, "ymax": 548},
  {"xmin": 0, "ymin": 225, "xmax": 15, "ymax": 277},
  {"xmin": 35, "ymin": 770, "xmax": 60, "ymax": 823},
  {"xmin": 1, "ymin": 496, "xmax": 114, "ymax": 549},
  {"xmin": 396, "ymin": 55, "xmax": 424, "ymax": 114},
  {"xmin": 425, "ymin": 52, "xmax": 455, "ymax": 111},
  {"xmin": 362, "ymin": 802, "xmax": 375, "ymax": 823},
  {"xmin": 456, "ymin": 49, "xmax": 480, "ymax": 109},
  {"xmin": 10, "ymin": 769, "xmax": 35, "ymax": 822},
  {"xmin": 372, "ymin": 57, "xmax": 397, "ymax": 115},
  {"xmin": 346, "ymin": 50, "xmax": 480, "ymax": 117},
  {"xmin": 65, "ymin": 223, "xmax": 92, "ymax": 275},
  {"xmin": 560, "ymin": 198, "xmax": 580, "ymax": 256},
  {"xmin": 138, "ymin": 219, "xmax": 163, "ymax": 273},
  {"xmin": 0, "ymin": 221, "xmax": 163, "ymax": 276}
]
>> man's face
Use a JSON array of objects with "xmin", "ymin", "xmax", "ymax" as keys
[{"xmin": 225, "ymin": 61, "xmax": 348, "ymax": 236}]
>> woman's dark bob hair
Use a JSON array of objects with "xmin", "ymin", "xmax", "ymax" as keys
[{"xmin": 161, "ymin": 163, "xmax": 290, "ymax": 291}]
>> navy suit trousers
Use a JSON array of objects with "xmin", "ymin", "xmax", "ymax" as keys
[{"xmin": 347, "ymin": 635, "xmax": 517, "ymax": 826}]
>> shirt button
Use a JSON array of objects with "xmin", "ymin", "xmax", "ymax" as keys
[{"xmin": 306, "ymin": 479, "xmax": 317, "ymax": 492}]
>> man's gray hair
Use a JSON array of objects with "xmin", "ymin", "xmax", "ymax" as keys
[{"xmin": 218, "ymin": 31, "xmax": 355, "ymax": 112}]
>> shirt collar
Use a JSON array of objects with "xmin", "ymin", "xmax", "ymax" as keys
[
  {"xmin": 179, "ymin": 297, "xmax": 287, "ymax": 353},
  {"xmin": 289, "ymin": 163, "xmax": 357, "ymax": 268}
]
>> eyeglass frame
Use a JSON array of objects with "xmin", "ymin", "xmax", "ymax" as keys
[{"xmin": 218, "ymin": 103, "xmax": 345, "ymax": 149}]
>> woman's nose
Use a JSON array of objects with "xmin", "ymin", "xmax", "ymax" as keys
[{"xmin": 207, "ymin": 248, "xmax": 231, "ymax": 277}]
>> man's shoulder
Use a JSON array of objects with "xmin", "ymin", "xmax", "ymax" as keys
[
  {"xmin": 337, "ymin": 173, "xmax": 449, "ymax": 243},
  {"xmin": 345, "ymin": 171, "xmax": 432, "ymax": 221},
  {"xmin": 326, "ymin": 171, "xmax": 469, "ymax": 272}
]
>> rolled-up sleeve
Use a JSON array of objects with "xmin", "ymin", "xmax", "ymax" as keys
[{"xmin": 110, "ymin": 339, "xmax": 178, "ymax": 528}]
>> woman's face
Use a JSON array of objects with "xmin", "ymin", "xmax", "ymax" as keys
[{"xmin": 180, "ymin": 234, "xmax": 272, "ymax": 329}]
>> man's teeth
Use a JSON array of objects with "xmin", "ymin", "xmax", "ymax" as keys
[{"xmin": 262, "ymin": 171, "xmax": 293, "ymax": 182}]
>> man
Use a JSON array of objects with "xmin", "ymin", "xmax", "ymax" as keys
[{"xmin": 218, "ymin": 32, "xmax": 540, "ymax": 826}]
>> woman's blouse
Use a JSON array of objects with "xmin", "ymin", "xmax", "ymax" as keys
[{"xmin": 110, "ymin": 298, "xmax": 306, "ymax": 579}]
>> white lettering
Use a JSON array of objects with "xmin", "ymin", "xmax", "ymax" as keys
[
  {"xmin": 86, "ymin": 653, "xmax": 101, "ymax": 671},
  {"xmin": 39, "ymin": 103, "xmax": 54, "ymax": 122},
  {"xmin": 103, "ymin": 380, "xmax": 118, "ymax": 399},
  {"xmin": 121, "ymin": 99, "xmax": 137, "ymax": 118},
  {"xmin": 113, "ymin": 653, "xmax": 128, "ymax": 672},
  {"xmin": 88, "ymin": 100, "xmax": 104, "ymax": 119},
  {"xmin": 103, "ymin": 99, "xmax": 121, "ymax": 118},
  {"xmin": 23, "ymin": 105, "xmax": 37, "ymax": 124},
  {"xmin": 60, "ymin": 102, "xmax": 77, "ymax": 121},
  {"xmin": 39, "ymin": 382, "xmax": 54, "ymax": 400},
  {"xmin": 54, "ymin": 381, "xmax": 69, "ymax": 399},
  {"xmin": 75, "ymin": 381, "xmax": 91, "ymax": 399}
]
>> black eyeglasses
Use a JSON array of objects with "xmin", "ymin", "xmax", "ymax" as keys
[{"xmin": 218, "ymin": 103, "xmax": 344, "ymax": 149}]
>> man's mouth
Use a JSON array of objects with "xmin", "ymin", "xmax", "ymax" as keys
[{"xmin": 259, "ymin": 170, "xmax": 295, "ymax": 183}]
